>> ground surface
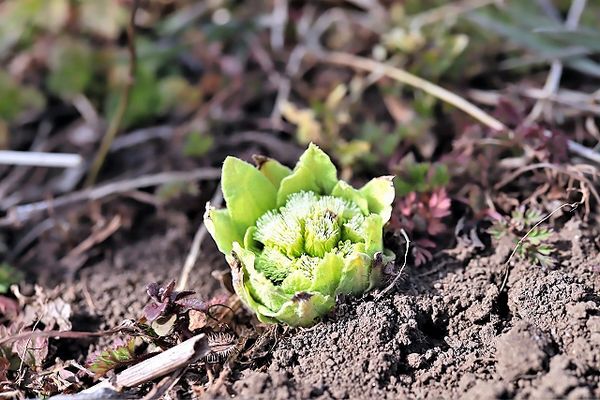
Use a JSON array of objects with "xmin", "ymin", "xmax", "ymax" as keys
[{"xmin": 68, "ymin": 218, "xmax": 599, "ymax": 399}]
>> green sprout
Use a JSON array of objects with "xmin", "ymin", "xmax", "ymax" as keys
[
  {"xmin": 204, "ymin": 144, "xmax": 395, "ymax": 326},
  {"xmin": 490, "ymin": 207, "xmax": 556, "ymax": 269}
]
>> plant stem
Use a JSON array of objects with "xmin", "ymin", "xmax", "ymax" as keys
[{"xmin": 84, "ymin": 0, "xmax": 140, "ymax": 187}]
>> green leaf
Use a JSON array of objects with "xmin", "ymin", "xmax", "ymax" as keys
[
  {"xmin": 47, "ymin": 37, "xmax": 94, "ymax": 99},
  {"xmin": 335, "ymin": 140, "xmax": 371, "ymax": 168},
  {"xmin": 80, "ymin": 0, "xmax": 127, "ymax": 38},
  {"xmin": 277, "ymin": 143, "xmax": 338, "ymax": 206},
  {"xmin": 337, "ymin": 252, "xmax": 371, "ymax": 296},
  {"xmin": 228, "ymin": 250, "xmax": 276, "ymax": 324},
  {"xmin": 272, "ymin": 292, "xmax": 335, "ymax": 327},
  {"xmin": 243, "ymin": 226, "xmax": 261, "ymax": 254},
  {"xmin": 222, "ymin": 156, "xmax": 277, "ymax": 233},
  {"xmin": 362, "ymin": 214, "xmax": 384, "ymax": 257},
  {"xmin": 254, "ymin": 156, "xmax": 292, "ymax": 189},
  {"xmin": 310, "ymin": 252, "xmax": 343, "ymax": 296},
  {"xmin": 184, "ymin": 131, "xmax": 213, "ymax": 158},
  {"xmin": 331, "ymin": 180, "xmax": 369, "ymax": 215},
  {"xmin": 0, "ymin": 71, "xmax": 45, "ymax": 121},
  {"xmin": 231, "ymin": 243, "xmax": 290, "ymax": 313},
  {"xmin": 203, "ymin": 205, "xmax": 243, "ymax": 254},
  {"xmin": 359, "ymin": 176, "xmax": 395, "ymax": 223},
  {"xmin": 88, "ymin": 337, "xmax": 138, "ymax": 378},
  {"xmin": 0, "ymin": 263, "xmax": 23, "ymax": 294},
  {"xmin": 281, "ymin": 270, "xmax": 312, "ymax": 294}
]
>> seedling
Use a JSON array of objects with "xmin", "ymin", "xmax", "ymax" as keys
[
  {"xmin": 87, "ymin": 337, "xmax": 140, "ymax": 377},
  {"xmin": 143, "ymin": 280, "xmax": 229, "ymax": 338},
  {"xmin": 204, "ymin": 144, "xmax": 395, "ymax": 326},
  {"xmin": 490, "ymin": 207, "xmax": 556, "ymax": 268}
]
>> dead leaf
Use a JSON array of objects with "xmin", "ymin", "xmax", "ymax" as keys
[
  {"xmin": 151, "ymin": 314, "xmax": 177, "ymax": 337},
  {"xmin": 0, "ymin": 357, "xmax": 9, "ymax": 380},
  {"xmin": 12, "ymin": 334, "xmax": 48, "ymax": 368},
  {"xmin": 22, "ymin": 298, "xmax": 72, "ymax": 331},
  {"xmin": 188, "ymin": 310, "xmax": 207, "ymax": 331},
  {"xmin": 0, "ymin": 295, "xmax": 19, "ymax": 320},
  {"xmin": 280, "ymin": 101, "xmax": 323, "ymax": 144},
  {"xmin": 383, "ymin": 95, "xmax": 415, "ymax": 124}
]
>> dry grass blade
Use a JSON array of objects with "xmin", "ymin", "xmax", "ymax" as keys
[
  {"xmin": 376, "ymin": 229, "xmax": 410, "ymax": 299},
  {"xmin": 525, "ymin": 0, "xmax": 587, "ymax": 123},
  {"xmin": 320, "ymin": 51, "xmax": 507, "ymax": 132},
  {"xmin": 115, "ymin": 334, "xmax": 209, "ymax": 388},
  {"xmin": 467, "ymin": 2, "xmax": 600, "ymax": 78},
  {"xmin": 323, "ymin": 52, "xmax": 600, "ymax": 165},
  {"xmin": 0, "ymin": 168, "xmax": 221, "ymax": 226},
  {"xmin": 177, "ymin": 186, "xmax": 223, "ymax": 291}
]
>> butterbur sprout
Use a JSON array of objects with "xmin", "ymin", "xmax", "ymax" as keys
[{"xmin": 204, "ymin": 144, "xmax": 395, "ymax": 326}]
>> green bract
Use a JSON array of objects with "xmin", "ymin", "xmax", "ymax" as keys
[{"xmin": 205, "ymin": 144, "xmax": 395, "ymax": 326}]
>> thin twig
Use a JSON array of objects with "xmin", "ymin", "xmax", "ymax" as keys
[
  {"xmin": 1, "ymin": 168, "xmax": 221, "ymax": 227},
  {"xmin": 0, "ymin": 325, "xmax": 129, "ymax": 347},
  {"xmin": 141, "ymin": 368, "xmax": 186, "ymax": 400},
  {"xmin": 493, "ymin": 162, "xmax": 600, "ymax": 204},
  {"xmin": 565, "ymin": 137, "xmax": 600, "ymax": 164},
  {"xmin": 110, "ymin": 126, "xmax": 173, "ymax": 152},
  {"xmin": 60, "ymin": 215, "xmax": 123, "ymax": 272},
  {"xmin": 0, "ymin": 151, "xmax": 82, "ymax": 168},
  {"xmin": 0, "ymin": 121, "xmax": 52, "ymax": 199},
  {"xmin": 85, "ymin": 0, "xmax": 140, "ymax": 187},
  {"xmin": 15, "ymin": 312, "xmax": 44, "ymax": 385},
  {"xmin": 177, "ymin": 186, "xmax": 223, "ymax": 291},
  {"xmin": 376, "ymin": 229, "xmax": 410, "ymax": 299},
  {"xmin": 7, "ymin": 218, "xmax": 55, "ymax": 262},
  {"xmin": 499, "ymin": 201, "xmax": 581, "ymax": 292},
  {"xmin": 270, "ymin": 0, "xmax": 288, "ymax": 51}
]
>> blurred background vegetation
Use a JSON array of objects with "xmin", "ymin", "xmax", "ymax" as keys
[{"xmin": 0, "ymin": 0, "xmax": 599, "ymax": 277}]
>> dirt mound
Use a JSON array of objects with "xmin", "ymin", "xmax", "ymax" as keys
[
  {"xmin": 59, "ymin": 221, "xmax": 599, "ymax": 399},
  {"xmin": 228, "ymin": 223, "xmax": 600, "ymax": 399}
]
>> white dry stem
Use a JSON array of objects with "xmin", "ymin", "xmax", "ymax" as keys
[
  {"xmin": 0, "ymin": 150, "xmax": 82, "ymax": 168},
  {"xmin": 0, "ymin": 168, "xmax": 221, "ymax": 226},
  {"xmin": 376, "ymin": 229, "xmax": 410, "ymax": 299},
  {"xmin": 178, "ymin": 187, "xmax": 223, "ymax": 291},
  {"xmin": 75, "ymin": 334, "xmax": 209, "ymax": 397}
]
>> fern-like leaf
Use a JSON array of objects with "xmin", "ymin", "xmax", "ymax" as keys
[{"xmin": 88, "ymin": 337, "xmax": 138, "ymax": 377}]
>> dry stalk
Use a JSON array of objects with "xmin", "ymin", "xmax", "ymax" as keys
[{"xmin": 85, "ymin": 0, "xmax": 140, "ymax": 187}]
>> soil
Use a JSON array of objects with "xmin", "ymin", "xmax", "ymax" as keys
[{"xmin": 69, "ymin": 216, "xmax": 600, "ymax": 399}]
